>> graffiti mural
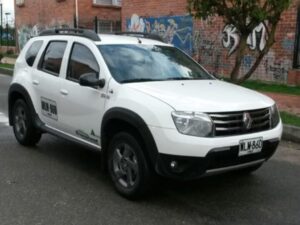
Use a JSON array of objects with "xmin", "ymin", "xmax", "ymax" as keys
[
  {"xmin": 193, "ymin": 29, "xmax": 224, "ymax": 74},
  {"xmin": 18, "ymin": 21, "xmax": 71, "ymax": 50},
  {"xmin": 222, "ymin": 24, "xmax": 240, "ymax": 56},
  {"xmin": 18, "ymin": 24, "xmax": 45, "ymax": 49},
  {"xmin": 263, "ymin": 50, "xmax": 292, "ymax": 81},
  {"xmin": 127, "ymin": 14, "xmax": 193, "ymax": 55},
  {"xmin": 247, "ymin": 23, "xmax": 267, "ymax": 51},
  {"xmin": 222, "ymin": 23, "xmax": 268, "ymax": 56},
  {"xmin": 281, "ymin": 37, "xmax": 294, "ymax": 52},
  {"xmin": 242, "ymin": 55, "xmax": 255, "ymax": 69}
]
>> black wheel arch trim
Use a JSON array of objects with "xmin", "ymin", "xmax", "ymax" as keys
[
  {"xmin": 8, "ymin": 83, "xmax": 38, "ymax": 126},
  {"xmin": 101, "ymin": 107, "xmax": 159, "ymax": 170}
]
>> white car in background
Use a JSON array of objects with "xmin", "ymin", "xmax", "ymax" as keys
[{"xmin": 8, "ymin": 29, "xmax": 282, "ymax": 199}]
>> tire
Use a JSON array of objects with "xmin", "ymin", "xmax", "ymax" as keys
[
  {"xmin": 107, "ymin": 132, "xmax": 153, "ymax": 199},
  {"xmin": 12, "ymin": 99, "xmax": 42, "ymax": 146}
]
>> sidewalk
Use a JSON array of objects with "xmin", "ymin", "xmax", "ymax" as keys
[
  {"xmin": 263, "ymin": 92, "xmax": 300, "ymax": 143},
  {"xmin": 263, "ymin": 92, "xmax": 300, "ymax": 116}
]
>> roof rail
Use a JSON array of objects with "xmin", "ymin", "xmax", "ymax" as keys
[
  {"xmin": 115, "ymin": 32, "xmax": 165, "ymax": 42},
  {"xmin": 39, "ymin": 28, "xmax": 101, "ymax": 41}
]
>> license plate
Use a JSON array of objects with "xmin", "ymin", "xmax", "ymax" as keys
[{"xmin": 239, "ymin": 137, "xmax": 263, "ymax": 156}]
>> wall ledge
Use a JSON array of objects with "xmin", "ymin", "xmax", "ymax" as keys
[{"xmin": 288, "ymin": 69, "xmax": 300, "ymax": 86}]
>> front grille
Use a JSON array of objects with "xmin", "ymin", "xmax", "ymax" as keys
[{"xmin": 209, "ymin": 108, "xmax": 271, "ymax": 137}]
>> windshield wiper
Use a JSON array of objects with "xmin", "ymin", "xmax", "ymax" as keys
[
  {"xmin": 121, "ymin": 77, "xmax": 204, "ymax": 83},
  {"xmin": 120, "ymin": 78, "xmax": 162, "ymax": 84},
  {"xmin": 166, "ymin": 77, "xmax": 194, "ymax": 81}
]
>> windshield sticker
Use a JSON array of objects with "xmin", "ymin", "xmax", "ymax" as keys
[{"xmin": 41, "ymin": 97, "xmax": 58, "ymax": 121}]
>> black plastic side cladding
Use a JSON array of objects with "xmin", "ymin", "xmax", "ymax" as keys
[{"xmin": 8, "ymin": 83, "xmax": 38, "ymax": 126}]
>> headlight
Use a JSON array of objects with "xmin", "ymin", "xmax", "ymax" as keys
[
  {"xmin": 270, "ymin": 104, "xmax": 280, "ymax": 128},
  {"xmin": 171, "ymin": 111, "xmax": 213, "ymax": 137}
]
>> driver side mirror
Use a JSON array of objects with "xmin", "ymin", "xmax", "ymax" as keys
[{"xmin": 79, "ymin": 72, "xmax": 105, "ymax": 88}]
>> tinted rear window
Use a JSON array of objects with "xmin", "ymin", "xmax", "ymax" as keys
[
  {"xmin": 40, "ymin": 41, "xmax": 67, "ymax": 76},
  {"xmin": 25, "ymin": 41, "xmax": 43, "ymax": 67}
]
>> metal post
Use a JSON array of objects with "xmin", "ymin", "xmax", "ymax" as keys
[
  {"xmin": 75, "ymin": 0, "xmax": 79, "ymax": 28},
  {"xmin": 95, "ymin": 16, "xmax": 98, "ymax": 33},
  {"xmin": 74, "ymin": 14, "xmax": 77, "ymax": 28},
  {"xmin": 5, "ymin": 12, "xmax": 10, "ymax": 52},
  {"xmin": 293, "ymin": 7, "xmax": 300, "ymax": 68},
  {"xmin": 0, "ymin": 3, "xmax": 2, "ymax": 46},
  {"xmin": 6, "ymin": 18, "xmax": 8, "ymax": 51}
]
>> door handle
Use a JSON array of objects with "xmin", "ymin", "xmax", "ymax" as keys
[
  {"xmin": 60, "ymin": 89, "xmax": 69, "ymax": 96},
  {"xmin": 32, "ymin": 80, "xmax": 39, "ymax": 85}
]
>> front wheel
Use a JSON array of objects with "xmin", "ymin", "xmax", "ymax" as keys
[
  {"xmin": 107, "ymin": 132, "xmax": 153, "ymax": 199},
  {"xmin": 12, "ymin": 99, "xmax": 41, "ymax": 146}
]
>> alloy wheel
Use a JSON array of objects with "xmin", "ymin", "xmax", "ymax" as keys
[{"xmin": 112, "ymin": 143, "xmax": 139, "ymax": 188}]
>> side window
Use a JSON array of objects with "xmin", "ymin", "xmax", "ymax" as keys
[
  {"xmin": 67, "ymin": 43, "xmax": 99, "ymax": 81},
  {"xmin": 25, "ymin": 40, "xmax": 43, "ymax": 67},
  {"xmin": 40, "ymin": 41, "xmax": 67, "ymax": 76}
]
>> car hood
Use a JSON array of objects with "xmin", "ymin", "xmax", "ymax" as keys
[{"xmin": 125, "ymin": 80, "xmax": 274, "ymax": 112}]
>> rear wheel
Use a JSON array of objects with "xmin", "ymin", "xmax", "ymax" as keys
[
  {"xmin": 12, "ymin": 99, "xmax": 41, "ymax": 146},
  {"xmin": 107, "ymin": 132, "xmax": 153, "ymax": 199}
]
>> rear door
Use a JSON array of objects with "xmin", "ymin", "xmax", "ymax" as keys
[
  {"xmin": 31, "ymin": 40, "xmax": 68, "ymax": 130},
  {"xmin": 22, "ymin": 39, "xmax": 44, "ymax": 113}
]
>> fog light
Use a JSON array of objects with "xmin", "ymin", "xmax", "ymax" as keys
[{"xmin": 170, "ymin": 161, "xmax": 178, "ymax": 169}]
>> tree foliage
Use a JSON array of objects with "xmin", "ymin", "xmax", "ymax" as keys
[{"xmin": 188, "ymin": 0, "xmax": 292, "ymax": 83}]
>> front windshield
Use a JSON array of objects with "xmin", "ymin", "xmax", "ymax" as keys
[{"xmin": 98, "ymin": 44, "xmax": 214, "ymax": 83}]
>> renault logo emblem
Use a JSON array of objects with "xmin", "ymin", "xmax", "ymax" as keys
[{"xmin": 243, "ymin": 112, "xmax": 252, "ymax": 130}]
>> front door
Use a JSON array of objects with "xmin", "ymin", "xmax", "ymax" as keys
[{"xmin": 59, "ymin": 42, "xmax": 107, "ymax": 146}]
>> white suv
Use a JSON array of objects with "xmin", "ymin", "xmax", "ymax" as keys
[{"xmin": 8, "ymin": 29, "xmax": 282, "ymax": 198}]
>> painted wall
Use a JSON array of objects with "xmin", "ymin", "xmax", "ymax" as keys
[
  {"xmin": 14, "ymin": 0, "xmax": 74, "ymax": 50},
  {"xmin": 15, "ymin": 0, "xmax": 121, "ymax": 50},
  {"xmin": 126, "ymin": 14, "xmax": 193, "ymax": 55},
  {"xmin": 122, "ymin": 0, "xmax": 299, "ymax": 84},
  {"xmin": 17, "ymin": 22, "xmax": 71, "ymax": 50},
  {"xmin": 192, "ymin": 6, "xmax": 297, "ymax": 83}
]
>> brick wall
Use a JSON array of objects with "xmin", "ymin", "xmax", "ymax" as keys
[
  {"xmin": 122, "ymin": 0, "xmax": 300, "ymax": 84},
  {"xmin": 15, "ymin": 0, "xmax": 74, "ymax": 30},
  {"xmin": 122, "ymin": 0, "xmax": 188, "ymax": 31},
  {"xmin": 78, "ymin": 1, "xmax": 121, "ymax": 29},
  {"xmin": 14, "ymin": 0, "xmax": 121, "ymax": 50}
]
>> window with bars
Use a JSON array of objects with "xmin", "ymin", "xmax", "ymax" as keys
[
  {"xmin": 16, "ymin": 0, "xmax": 25, "ymax": 7},
  {"xmin": 93, "ymin": 0, "xmax": 122, "ymax": 7},
  {"xmin": 96, "ymin": 20, "xmax": 121, "ymax": 33},
  {"xmin": 294, "ymin": 8, "xmax": 300, "ymax": 69}
]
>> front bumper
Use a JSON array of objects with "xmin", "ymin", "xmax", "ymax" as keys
[
  {"xmin": 155, "ymin": 139, "xmax": 279, "ymax": 180},
  {"xmin": 149, "ymin": 121, "xmax": 282, "ymax": 157},
  {"xmin": 149, "ymin": 121, "xmax": 282, "ymax": 179}
]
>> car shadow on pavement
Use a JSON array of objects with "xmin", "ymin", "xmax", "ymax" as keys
[
  {"xmin": 2, "ymin": 128, "xmax": 300, "ymax": 225},
  {"xmin": 34, "ymin": 134, "xmax": 106, "ymax": 178},
  {"xmin": 30, "ymin": 134, "xmax": 300, "ymax": 200}
]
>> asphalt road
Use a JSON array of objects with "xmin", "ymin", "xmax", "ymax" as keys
[
  {"xmin": 0, "ymin": 74, "xmax": 300, "ymax": 225},
  {"xmin": 0, "ymin": 74, "xmax": 10, "ymax": 123}
]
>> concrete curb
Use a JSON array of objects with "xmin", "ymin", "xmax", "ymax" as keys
[
  {"xmin": 283, "ymin": 125, "xmax": 300, "ymax": 143},
  {"xmin": 0, "ymin": 67, "xmax": 13, "ymax": 76}
]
